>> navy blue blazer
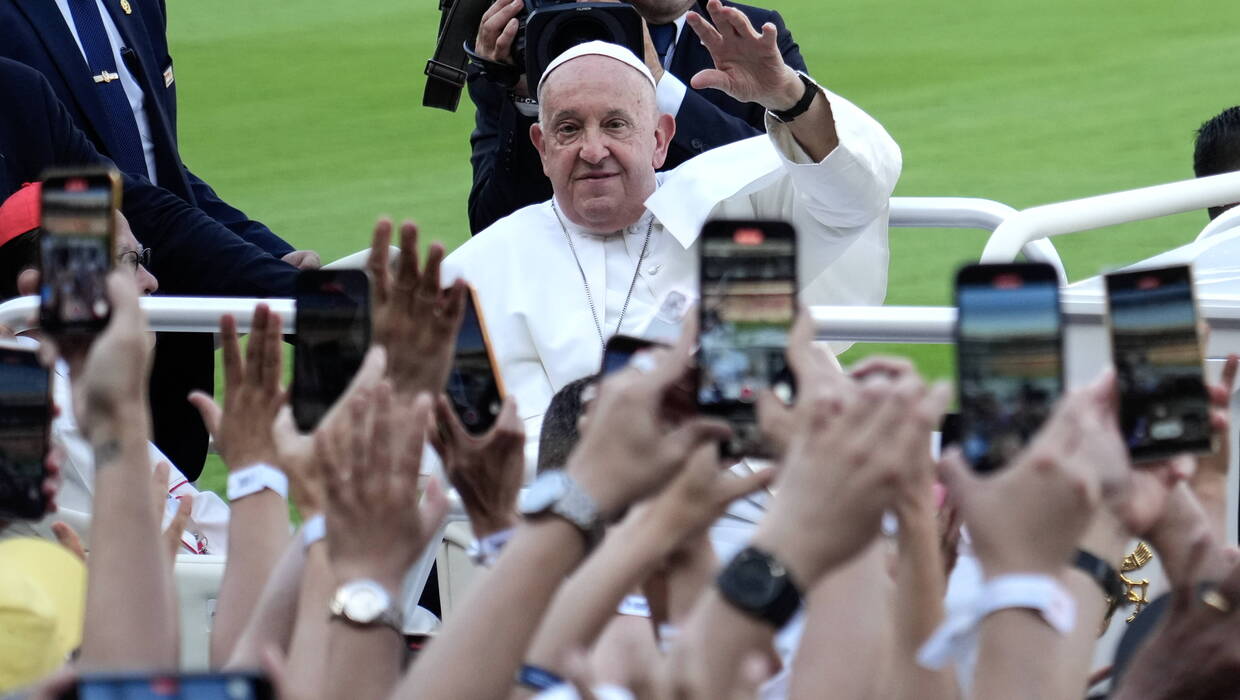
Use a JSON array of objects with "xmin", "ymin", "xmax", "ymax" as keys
[
  {"xmin": 0, "ymin": 58, "xmax": 297, "ymax": 297},
  {"xmin": 464, "ymin": 0, "xmax": 807, "ymax": 234},
  {"xmin": 0, "ymin": 0, "xmax": 294, "ymax": 259}
]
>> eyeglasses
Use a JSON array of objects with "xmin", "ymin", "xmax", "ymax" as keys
[{"xmin": 116, "ymin": 247, "xmax": 152, "ymax": 271}]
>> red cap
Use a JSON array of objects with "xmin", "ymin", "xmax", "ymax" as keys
[{"xmin": 0, "ymin": 182, "xmax": 42, "ymax": 249}]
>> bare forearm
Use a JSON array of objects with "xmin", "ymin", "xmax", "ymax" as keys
[
  {"xmin": 224, "ymin": 535, "xmax": 307, "ymax": 670},
  {"xmin": 888, "ymin": 517, "xmax": 956, "ymax": 700},
  {"xmin": 524, "ymin": 519, "xmax": 667, "ymax": 670},
  {"xmin": 671, "ymin": 591, "xmax": 777, "ymax": 695},
  {"xmin": 781, "ymin": 87, "xmax": 839, "ymax": 163},
  {"xmin": 211, "ymin": 492, "xmax": 292, "ymax": 665},
  {"xmin": 790, "ymin": 541, "xmax": 893, "ymax": 700},
  {"xmin": 80, "ymin": 414, "xmax": 178, "ymax": 669},
  {"xmin": 324, "ymin": 624, "xmax": 406, "ymax": 700},
  {"xmin": 396, "ymin": 519, "xmax": 586, "ymax": 699},
  {"xmin": 284, "ymin": 544, "xmax": 335, "ymax": 699},
  {"xmin": 972, "ymin": 609, "xmax": 1064, "ymax": 699}
]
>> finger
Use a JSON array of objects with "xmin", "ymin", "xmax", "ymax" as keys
[
  {"xmin": 398, "ymin": 221, "xmax": 421, "ymax": 303},
  {"xmin": 689, "ymin": 68, "xmax": 729, "ymax": 92},
  {"xmin": 665, "ymin": 417, "xmax": 733, "ymax": 459},
  {"xmin": 1222, "ymin": 354, "xmax": 1239, "ymax": 396},
  {"xmin": 220, "ymin": 313, "xmax": 242, "ymax": 390},
  {"xmin": 402, "ymin": 393, "xmax": 434, "ymax": 481},
  {"xmin": 263, "ymin": 309, "xmax": 284, "ymax": 394},
  {"xmin": 935, "ymin": 447, "xmax": 978, "ymax": 510},
  {"xmin": 1174, "ymin": 534, "xmax": 1214, "ymax": 613},
  {"xmin": 685, "ymin": 8, "xmax": 721, "ymax": 44},
  {"xmin": 718, "ymin": 467, "xmax": 775, "ymax": 504},
  {"xmin": 347, "ymin": 393, "xmax": 370, "ymax": 502},
  {"xmin": 421, "ymin": 240, "xmax": 445, "ymax": 300},
  {"xmin": 429, "ymin": 395, "xmax": 458, "ymax": 458},
  {"xmin": 419, "ymin": 477, "xmax": 451, "ymax": 536},
  {"xmin": 719, "ymin": 2, "xmax": 759, "ymax": 39},
  {"xmin": 51, "ymin": 521, "xmax": 86, "ymax": 561},
  {"xmin": 367, "ymin": 217, "xmax": 393, "ymax": 307},
  {"xmin": 494, "ymin": 17, "xmax": 520, "ymax": 62},
  {"xmin": 371, "ymin": 383, "xmax": 395, "ymax": 489},
  {"xmin": 338, "ymin": 346, "xmax": 388, "ymax": 404},
  {"xmin": 849, "ymin": 355, "xmax": 917, "ymax": 382},
  {"xmin": 494, "ymin": 394, "xmax": 522, "ymax": 433},
  {"xmin": 167, "ymin": 496, "xmax": 192, "ymax": 537},
  {"xmin": 188, "ymin": 391, "xmax": 223, "ymax": 436},
  {"xmin": 442, "ymin": 278, "xmax": 468, "ymax": 331},
  {"xmin": 759, "ymin": 21, "xmax": 778, "ymax": 48},
  {"xmin": 151, "ymin": 460, "xmax": 171, "ymax": 517},
  {"xmin": 245, "ymin": 304, "xmax": 270, "ymax": 389},
  {"xmin": 104, "ymin": 270, "xmax": 144, "ymax": 334},
  {"xmin": 704, "ymin": 0, "xmax": 733, "ymax": 36}
]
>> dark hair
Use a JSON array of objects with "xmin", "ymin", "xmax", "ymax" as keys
[
  {"xmin": 536, "ymin": 375, "xmax": 599, "ymax": 474},
  {"xmin": 0, "ymin": 228, "xmax": 42, "ymax": 300},
  {"xmin": 1193, "ymin": 106, "xmax": 1240, "ymax": 220}
]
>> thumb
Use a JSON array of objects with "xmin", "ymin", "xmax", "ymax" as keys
[
  {"xmin": 690, "ymin": 67, "xmax": 729, "ymax": 92},
  {"xmin": 936, "ymin": 446, "xmax": 978, "ymax": 508},
  {"xmin": 188, "ymin": 390, "xmax": 223, "ymax": 436},
  {"xmin": 718, "ymin": 467, "xmax": 775, "ymax": 505},
  {"xmin": 419, "ymin": 477, "xmax": 451, "ymax": 535}
]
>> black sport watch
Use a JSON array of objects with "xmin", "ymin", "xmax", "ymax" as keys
[
  {"xmin": 716, "ymin": 546, "xmax": 803, "ymax": 628},
  {"xmin": 768, "ymin": 71, "xmax": 821, "ymax": 124}
]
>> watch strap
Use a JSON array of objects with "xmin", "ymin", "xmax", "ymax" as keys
[
  {"xmin": 769, "ymin": 71, "xmax": 820, "ymax": 123},
  {"xmin": 717, "ymin": 546, "xmax": 802, "ymax": 628},
  {"xmin": 1073, "ymin": 549, "xmax": 1125, "ymax": 600}
]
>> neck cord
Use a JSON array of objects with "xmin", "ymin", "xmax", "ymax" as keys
[{"xmin": 551, "ymin": 201, "xmax": 654, "ymax": 353}]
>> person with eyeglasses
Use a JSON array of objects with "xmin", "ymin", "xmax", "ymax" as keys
[{"xmin": 0, "ymin": 182, "xmax": 230, "ymax": 556}]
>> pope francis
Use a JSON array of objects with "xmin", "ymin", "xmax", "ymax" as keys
[{"xmin": 443, "ymin": 0, "xmax": 902, "ymax": 468}]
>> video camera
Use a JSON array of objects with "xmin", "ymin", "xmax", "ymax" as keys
[{"xmin": 423, "ymin": 0, "xmax": 645, "ymax": 112}]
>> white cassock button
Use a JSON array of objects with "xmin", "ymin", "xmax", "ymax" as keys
[{"xmin": 647, "ymin": 264, "xmax": 662, "ymax": 276}]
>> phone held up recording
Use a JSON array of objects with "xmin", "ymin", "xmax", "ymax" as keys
[
  {"xmin": 0, "ymin": 341, "xmax": 52, "ymax": 521},
  {"xmin": 954, "ymin": 262, "xmax": 1063, "ymax": 473},
  {"xmin": 445, "ymin": 286, "xmax": 506, "ymax": 435},
  {"xmin": 292, "ymin": 270, "xmax": 371, "ymax": 432},
  {"xmin": 38, "ymin": 167, "xmax": 121, "ymax": 336},
  {"xmin": 1105, "ymin": 264, "xmax": 1213, "ymax": 462},
  {"xmin": 697, "ymin": 220, "xmax": 797, "ymax": 459},
  {"xmin": 62, "ymin": 672, "xmax": 274, "ymax": 700}
]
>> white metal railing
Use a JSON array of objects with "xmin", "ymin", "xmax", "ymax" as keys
[
  {"xmin": 981, "ymin": 171, "xmax": 1240, "ymax": 264},
  {"xmin": 889, "ymin": 196, "xmax": 1066, "ymax": 280}
]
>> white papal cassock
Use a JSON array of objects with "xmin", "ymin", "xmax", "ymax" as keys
[{"xmin": 443, "ymin": 87, "xmax": 902, "ymax": 473}]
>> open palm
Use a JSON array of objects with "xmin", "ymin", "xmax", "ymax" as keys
[{"xmin": 686, "ymin": 0, "xmax": 797, "ymax": 108}]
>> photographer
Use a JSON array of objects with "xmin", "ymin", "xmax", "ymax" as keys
[{"xmin": 465, "ymin": 0, "xmax": 808, "ymax": 234}]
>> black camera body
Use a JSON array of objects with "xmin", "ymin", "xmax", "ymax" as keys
[{"xmin": 519, "ymin": 1, "xmax": 646, "ymax": 90}]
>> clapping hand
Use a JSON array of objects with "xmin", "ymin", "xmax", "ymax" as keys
[
  {"xmin": 366, "ymin": 218, "xmax": 466, "ymax": 400},
  {"xmin": 431, "ymin": 395, "xmax": 525, "ymax": 538},
  {"xmin": 317, "ymin": 382, "xmax": 450, "ymax": 591},
  {"xmin": 685, "ymin": 0, "xmax": 803, "ymax": 111},
  {"xmin": 189, "ymin": 305, "xmax": 286, "ymax": 472}
]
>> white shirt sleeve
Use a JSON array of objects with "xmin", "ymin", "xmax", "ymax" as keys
[{"xmin": 655, "ymin": 72, "xmax": 688, "ymax": 118}]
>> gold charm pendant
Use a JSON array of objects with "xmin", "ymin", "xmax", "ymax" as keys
[
  {"xmin": 1120, "ymin": 542, "xmax": 1154, "ymax": 622},
  {"xmin": 121, "ymin": 0, "xmax": 132, "ymax": 15}
]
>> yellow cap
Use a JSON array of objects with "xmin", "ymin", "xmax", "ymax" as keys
[{"xmin": 0, "ymin": 537, "xmax": 86, "ymax": 692}]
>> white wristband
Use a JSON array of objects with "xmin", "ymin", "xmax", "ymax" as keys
[
  {"xmin": 917, "ymin": 573, "xmax": 1075, "ymax": 670},
  {"xmin": 226, "ymin": 463, "xmax": 289, "ymax": 502},
  {"xmin": 466, "ymin": 528, "xmax": 514, "ymax": 567},
  {"xmin": 302, "ymin": 514, "xmax": 326, "ymax": 549}
]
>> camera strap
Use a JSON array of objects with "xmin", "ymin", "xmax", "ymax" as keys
[{"xmin": 423, "ymin": 0, "xmax": 490, "ymax": 111}]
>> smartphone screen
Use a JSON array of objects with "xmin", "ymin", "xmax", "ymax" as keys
[
  {"xmin": 71, "ymin": 673, "xmax": 274, "ymax": 700},
  {"xmin": 955, "ymin": 263, "xmax": 1062, "ymax": 473},
  {"xmin": 445, "ymin": 287, "xmax": 505, "ymax": 435},
  {"xmin": 38, "ymin": 168, "xmax": 121, "ymax": 335},
  {"xmin": 1106, "ymin": 265, "xmax": 1212, "ymax": 461},
  {"xmin": 698, "ymin": 220, "xmax": 797, "ymax": 458},
  {"xmin": 292, "ymin": 270, "xmax": 370, "ymax": 432},
  {"xmin": 0, "ymin": 342, "xmax": 51, "ymax": 520},
  {"xmin": 601, "ymin": 335, "xmax": 664, "ymax": 377}
]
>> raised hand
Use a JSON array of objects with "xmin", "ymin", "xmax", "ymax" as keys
[
  {"xmin": 366, "ymin": 218, "xmax": 467, "ymax": 400},
  {"xmin": 316, "ymin": 382, "xmax": 450, "ymax": 591},
  {"xmin": 685, "ymin": 0, "xmax": 803, "ymax": 110},
  {"xmin": 430, "ymin": 395, "xmax": 525, "ymax": 538},
  {"xmin": 74, "ymin": 272, "xmax": 153, "ymax": 437},
  {"xmin": 189, "ymin": 305, "xmax": 286, "ymax": 472}
]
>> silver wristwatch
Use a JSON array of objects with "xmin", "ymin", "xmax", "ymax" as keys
[
  {"xmin": 518, "ymin": 470, "xmax": 604, "ymax": 550},
  {"xmin": 329, "ymin": 579, "xmax": 404, "ymax": 633}
]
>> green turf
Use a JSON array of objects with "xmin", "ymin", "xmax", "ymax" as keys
[{"xmin": 166, "ymin": 0, "xmax": 1240, "ymax": 495}]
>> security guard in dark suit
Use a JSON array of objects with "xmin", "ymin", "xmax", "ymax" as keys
[
  {"xmin": 0, "ymin": 0, "xmax": 315, "ymax": 477},
  {"xmin": 464, "ymin": 0, "xmax": 808, "ymax": 235}
]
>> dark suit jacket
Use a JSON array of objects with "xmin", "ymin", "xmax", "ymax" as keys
[
  {"xmin": 0, "ymin": 58, "xmax": 297, "ymax": 477},
  {"xmin": 464, "ymin": 0, "xmax": 807, "ymax": 234},
  {"xmin": 0, "ymin": 0, "xmax": 293, "ymax": 258}
]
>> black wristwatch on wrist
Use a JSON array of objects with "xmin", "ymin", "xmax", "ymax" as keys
[
  {"xmin": 768, "ymin": 71, "xmax": 821, "ymax": 124},
  {"xmin": 1073, "ymin": 548, "xmax": 1125, "ymax": 622},
  {"xmin": 716, "ymin": 546, "xmax": 803, "ymax": 628}
]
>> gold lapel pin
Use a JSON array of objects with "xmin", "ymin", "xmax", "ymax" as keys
[{"xmin": 121, "ymin": 0, "xmax": 132, "ymax": 15}]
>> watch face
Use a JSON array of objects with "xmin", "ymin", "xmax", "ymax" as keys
[
  {"xmin": 519, "ymin": 471, "xmax": 569, "ymax": 515},
  {"xmin": 340, "ymin": 581, "xmax": 389, "ymax": 623},
  {"xmin": 724, "ymin": 551, "xmax": 785, "ymax": 609}
]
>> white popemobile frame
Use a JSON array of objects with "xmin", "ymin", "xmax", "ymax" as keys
[{"xmin": 4, "ymin": 176, "xmax": 1240, "ymax": 669}]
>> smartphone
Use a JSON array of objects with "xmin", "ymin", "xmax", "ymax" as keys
[
  {"xmin": 65, "ymin": 672, "xmax": 274, "ymax": 700},
  {"xmin": 697, "ymin": 220, "xmax": 797, "ymax": 458},
  {"xmin": 0, "ymin": 342, "xmax": 51, "ymax": 520},
  {"xmin": 1105, "ymin": 265, "xmax": 1213, "ymax": 461},
  {"xmin": 292, "ymin": 270, "xmax": 371, "ymax": 432},
  {"xmin": 601, "ymin": 335, "xmax": 666, "ymax": 377},
  {"xmin": 954, "ymin": 262, "xmax": 1063, "ymax": 473},
  {"xmin": 38, "ymin": 167, "xmax": 121, "ymax": 335},
  {"xmin": 445, "ymin": 286, "xmax": 505, "ymax": 435}
]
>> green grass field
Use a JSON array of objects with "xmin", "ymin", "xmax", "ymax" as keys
[{"xmin": 164, "ymin": 0, "xmax": 1240, "ymax": 495}]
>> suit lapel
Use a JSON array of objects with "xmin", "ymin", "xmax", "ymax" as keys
[{"xmin": 11, "ymin": 0, "xmax": 118, "ymax": 152}]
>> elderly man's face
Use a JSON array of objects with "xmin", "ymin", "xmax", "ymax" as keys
[
  {"xmin": 532, "ymin": 56, "xmax": 675, "ymax": 233},
  {"xmin": 114, "ymin": 211, "xmax": 158, "ymax": 296}
]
